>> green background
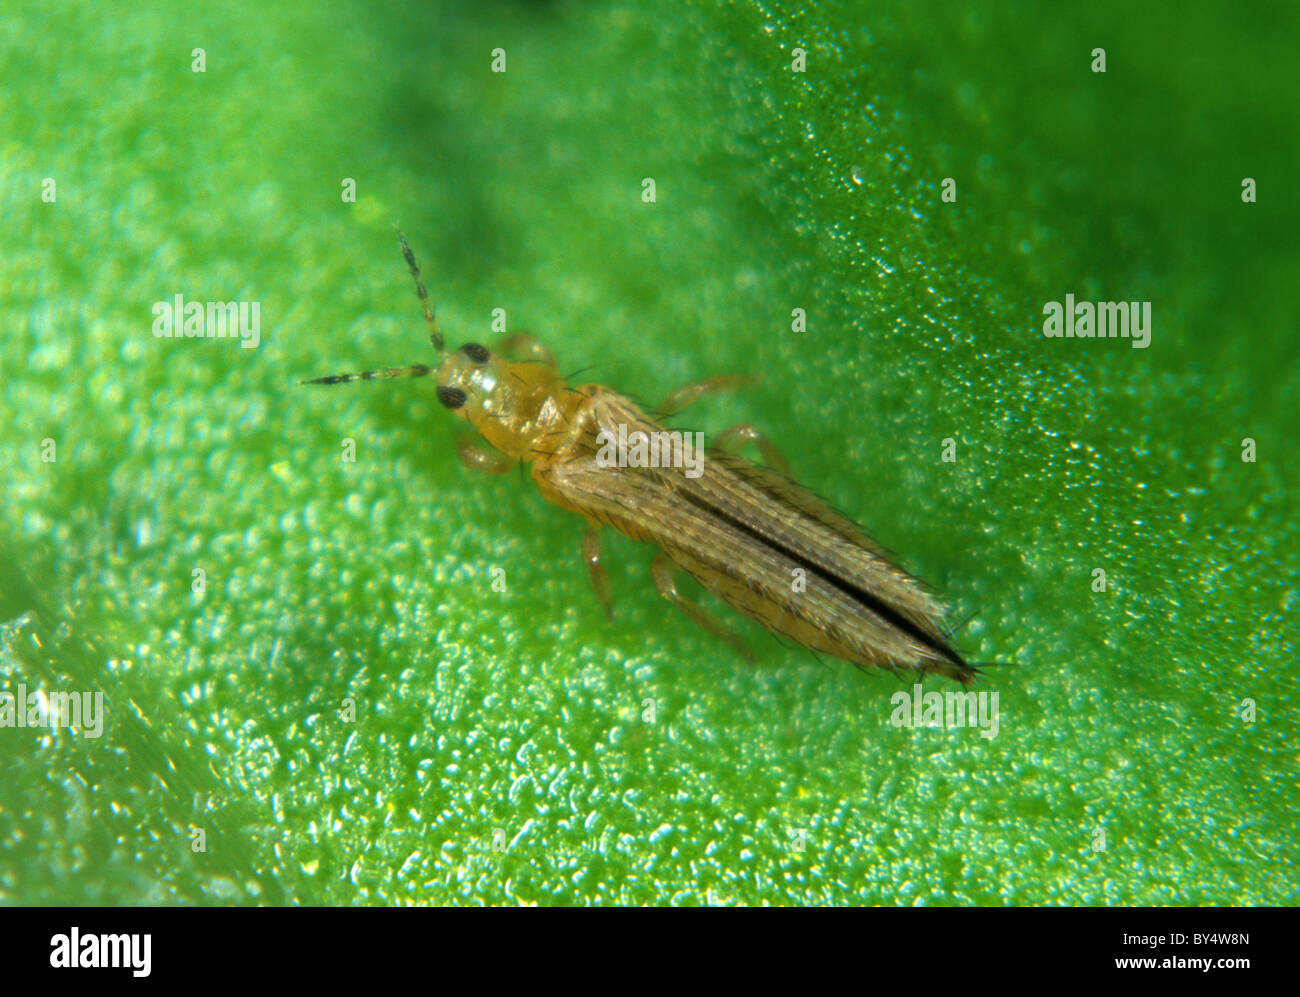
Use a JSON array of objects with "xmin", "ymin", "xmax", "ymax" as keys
[{"xmin": 2, "ymin": 0, "xmax": 1295, "ymax": 905}]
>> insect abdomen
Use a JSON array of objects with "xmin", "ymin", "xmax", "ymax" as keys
[
  {"xmin": 660, "ymin": 508, "xmax": 976, "ymax": 685},
  {"xmin": 534, "ymin": 389, "xmax": 976, "ymax": 683}
]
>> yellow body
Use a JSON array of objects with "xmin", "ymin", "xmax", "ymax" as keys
[{"xmin": 306, "ymin": 235, "xmax": 979, "ymax": 685}]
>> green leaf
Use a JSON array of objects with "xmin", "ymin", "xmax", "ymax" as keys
[{"xmin": 2, "ymin": 0, "xmax": 1295, "ymax": 905}]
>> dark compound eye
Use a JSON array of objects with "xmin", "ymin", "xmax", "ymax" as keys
[
  {"xmin": 436, "ymin": 385, "xmax": 467, "ymax": 409},
  {"xmin": 460, "ymin": 343, "xmax": 490, "ymax": 364}
]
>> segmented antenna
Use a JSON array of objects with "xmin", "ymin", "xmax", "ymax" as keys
[
  {"xmin": 301, "ymin": 230, "xmax": 446, "ymax": 387},
  {"xmin": 396, "ymin": 228, "xmax": 445, "ymax": 355}
]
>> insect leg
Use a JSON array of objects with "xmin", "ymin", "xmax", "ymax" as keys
[
  {"xmin": 582, "ymin": 523, "xmax": 614, "ymax": 619},
  {"xmin": 494, "ymin": 331, "xmax": 555, "ymax": 367},
  {"xmin": 650, "ymin": 551, "xmax": 753, "ymax": 661},
  {"xmin": 456, "ymin": 437, "xmax": 516, "ymax": 474},
  {"xmin": 656, "ymin": 374, "xmax": 755, "ymax": 417},
  {"xmin": 713, "ymin": 423, "xmax": 791, "ymax": 476}
]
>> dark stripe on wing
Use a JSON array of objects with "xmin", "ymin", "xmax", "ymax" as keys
[{"xmin": 670, "ymin": 483, "xmax": 969, "ymax": 670}]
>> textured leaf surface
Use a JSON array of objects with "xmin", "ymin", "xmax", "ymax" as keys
[{"xmin": 1, "ymin": 0, "xmax": 1295, "ymax": 905}]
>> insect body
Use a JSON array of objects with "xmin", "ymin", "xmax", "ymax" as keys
[{"xmin": 305, "ymin": 234, "xmax": 980, "ymax": 685}]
